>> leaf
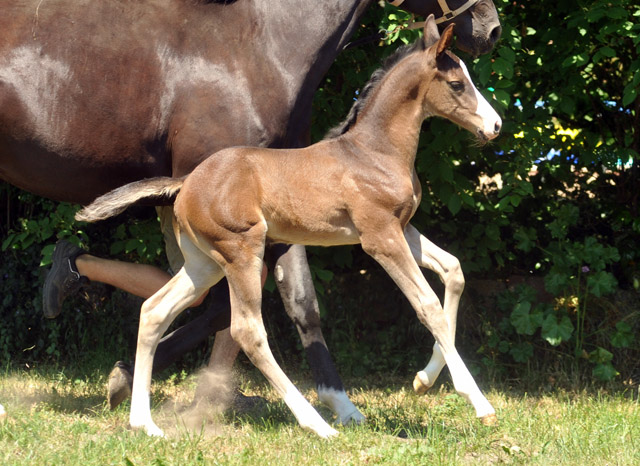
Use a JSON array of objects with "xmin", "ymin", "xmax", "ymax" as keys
[
  {"xmin": 514, "ymin": 227, "xmax": 537, "ymax": 252},
  {"xmin": 125, "ymin": 238, "xmax": 141, "ymax": 253},
  {"xmin": 541, "ymin": 313, "xmax": 574, "ymax": 346},
  {"xmin": 611, "ymin": 322, "xmax": 634, "ymax": 348},
  {"xmin": 561, "ymin": 53, "xmax": 589, "ymax": 68},
  {"xmin": 447, "ymin": 193, "xmax": 462, "ymax": 216},
  {"xmin": 510, "ymin": 301, "xmax": 543, "ymax": 335},
  {"xmin": 498, "ymin": 46, "xmax": 516, "ymax": 64},
  {"xmin": 39, "ymin": 244, "xmax": 56, "ymax": 267},
  {"xmin": 605, "ymin": 7, "xmax": 628, "ymax": 20},
  {"xmin": 492, "ymin": 57, "xmax": 514, "ymax": 79},
  {"xmin": 587, "ymin": 271, "xmax": 617, "ymax": 297},
  {"xmin": 598, "ymin": 46, "xmax": 616, "ymax": 58},
  {"xmin": 314, "ymin": 268, "xmax": 334, "ymax": 282},
  {"xmin": 623, "ymin": 86, "xmax": 638, "ymax": 107},
  {"xmin": 509, "ymin": 342, "xmax": 533, "ymax": 363},
  {"xmin": 544, "ymin": 272, "xmax": 568, "ymax": 295},
  {"xmin": 589, "ymin": 346, "xmax": 613, "ymax": 364},
  {"xmin": 592, "ymin": 363, "xmax": 618, "ymax": 381},
  {"xmin": 493, "ymin": 89, "xmax": 511, "ymax": 108}
]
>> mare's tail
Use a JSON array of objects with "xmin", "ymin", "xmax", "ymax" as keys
[{"xmin": 75, "ymin": 176, "xmax": 185, "ymax": 222}]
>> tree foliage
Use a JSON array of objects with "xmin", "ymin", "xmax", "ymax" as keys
[{"xmin": 1, "ymin": 1, "xmax": 638, "ymax": 382}]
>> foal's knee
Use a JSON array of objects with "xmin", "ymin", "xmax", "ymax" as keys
[
  {"xmin": 229, "ymin": 320, "xmax": 267, "ymax": 356},
  {"xmin": 445, "ymin": 257, "xmax": 465, "ymax": 295}
]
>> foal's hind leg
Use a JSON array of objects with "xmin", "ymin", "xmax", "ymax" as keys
[
  {"xmin": 129, "ymin": 238, "xmax": 223, "ymax": 436},
  {"xmin": 404, "ymin": 224, "xmax": 464, "ymax": 394},
  {"xmin": 267, "ymin": 244, "xmax": 364, "ymax": 425},
  {"xmin": 361, "ymin": 225, "xmax": 495, "ymax": 423}
]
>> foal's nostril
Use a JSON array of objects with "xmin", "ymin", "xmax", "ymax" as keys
[{"xmin": 494, "ymin": 121, "xmax": 502, "ymax": 134}]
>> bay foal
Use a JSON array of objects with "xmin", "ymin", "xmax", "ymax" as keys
[{"xmin": 78, "ymin": 16, "xmax": 501, "ymax": 438}]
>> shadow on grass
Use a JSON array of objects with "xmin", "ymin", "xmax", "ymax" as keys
[{"xmin": 0, "ymin": 383, "xmax": 107, "ymax": 416}]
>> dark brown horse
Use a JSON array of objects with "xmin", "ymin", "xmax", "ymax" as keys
[
  {"xmin": 78, "ymin": 17, "xmax": 501, "ymax": 437},
  {"xmin": 0, "ymin": 0, "xmax": 501, "ymax": 421}
]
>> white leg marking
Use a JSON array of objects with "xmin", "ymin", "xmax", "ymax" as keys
[
  {"xmin": 130, "ymin": 237, "xmax": 223, "ymax": 437},
  {"xmin": 283, "ymin": 387, "xmax": 338, "ymax": 438},
  {"xmin": 317, "ymin": 386, "xmax": 365, "ymax": 425},
  {"xmin": 414, "ymin": 343, "xmax": 446, "ymax": 392}
]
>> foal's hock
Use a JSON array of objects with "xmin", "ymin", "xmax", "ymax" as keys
[{"xmin": 78, "ymin": 17, "xmax": 501, "ymax": 438}]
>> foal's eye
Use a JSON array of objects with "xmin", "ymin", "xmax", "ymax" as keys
[{"xmin": 448, "ymin": 81, "xmax": 464, "ymax": 92}]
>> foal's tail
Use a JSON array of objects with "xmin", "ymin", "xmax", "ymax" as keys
[{"xmin": 75, "ymin": 176, "xmax": 185, "ymax": 222}]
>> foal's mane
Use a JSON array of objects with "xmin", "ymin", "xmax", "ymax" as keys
[{"xmin": 324, "ymin": 38, "xmax": 427, "ymax": 139}]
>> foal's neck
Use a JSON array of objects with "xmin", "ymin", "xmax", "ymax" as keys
[{"xmin": 348, "ymin": 63, "xmax": 430, "ymax": 166}]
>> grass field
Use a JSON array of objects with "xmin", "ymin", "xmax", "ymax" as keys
[{"xmin": 0, "ymin": 365, "xmax": 638, "ymax": 465}]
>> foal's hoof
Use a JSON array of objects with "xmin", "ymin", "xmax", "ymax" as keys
[
  {"xmin": 480, "ymin": 413, "xmax": 498, "ymax": 426},
  {"xmin": 412, "ymin": 371, "xmax": 432, "ymax": 395},
  {"xmin": 0, "ymin": 405, "xmax": 6, "ymax": 420},
  {"xmin": 107, "ymin": 361, "xmax": 133, "ymax": 410}
]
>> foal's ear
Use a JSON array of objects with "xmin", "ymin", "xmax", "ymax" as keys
[
  {"xmin": 422, "ymin": 14, "xmax": 440, "ymax": 48},
  {"xmin": 436, "ymin": 24, "xmax": 455, "ymax": 57}
]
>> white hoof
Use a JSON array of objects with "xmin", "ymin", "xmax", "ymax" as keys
[
  {"xmin": 131, "ymin": 419, "xmax": 165, "ymax": 437},
  {"xmin": 308, "ymin": 423, "xmax": 339, "ymax": 439},
  {"xmin": 145, "ymin": 423, "xmax": 166, "ymax": 438},
  {"xmin": 0, "ymin": 404, "xmax": 6, "ymax": 420},
  {"xmin": 480, "ymin": 413, "xmax": 498, "ymax": 426},
  {"xmin": 412, "ymin": 371, "xmax": 432, "ymax": 394}
]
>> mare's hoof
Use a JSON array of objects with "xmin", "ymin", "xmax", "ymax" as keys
[
  {"xmin": 0, "ymin": 405, "xmax": 6, "ymax": 420},
  {"xmin": 338, "ymin": 409, "xmax": 366, "ymax": 426},
  {"xmin": 480, "ymin": 413, "xmax": 498, "ymax": 426},
  {"xmin": 412, "ymin": 371, "xmax": 432, "ymax": 395},
  {"xmin": 108, "ymin": 361, "xmax": 133, "ymax": 410}
]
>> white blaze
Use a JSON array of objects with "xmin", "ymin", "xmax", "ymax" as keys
[{"xmin": 460, "ymin": 60, "xmax": 501, "ymax": 139}]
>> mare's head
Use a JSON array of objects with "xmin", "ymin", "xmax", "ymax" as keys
[
  {"xmin": 398, "ymin": 0, "xmax": 501, "ymax": 56},
  {"xmin": 420, "ymin": 15, "xmax": 501, "ymax": 142}
]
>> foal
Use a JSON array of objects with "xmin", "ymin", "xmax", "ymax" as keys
[{"xmin": 78, "ymin": 16, "xmax": 501, "ymax": 438}]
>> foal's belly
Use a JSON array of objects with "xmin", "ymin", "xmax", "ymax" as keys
[{"xmin": 265, "ymin": 220, "xmax": 360, "ymax": 247}]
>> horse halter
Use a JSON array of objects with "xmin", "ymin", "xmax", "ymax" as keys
[{"xmin": 388, "ymin": 0, "xmax": 480, "ymax": 25}]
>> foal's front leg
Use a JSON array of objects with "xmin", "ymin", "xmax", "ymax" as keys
[
  {"xmin": 404, "ymin": 224, "xmax": 464, "ymax": 394},
  {"xmin": 267, "ymin": 244, "xmax": 364, "ymax": 425},
  {"xmin": 225, "ymin": 256, "xmax": 338, "ymax": 439},
  {"xmin": 361, "ymin": 225, "xmax": 495, "ymax": 423}
]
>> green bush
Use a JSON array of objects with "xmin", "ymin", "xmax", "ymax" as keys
[{"xmin": 0, "ymin": 1, "xmax": 638, "ymax": 386}]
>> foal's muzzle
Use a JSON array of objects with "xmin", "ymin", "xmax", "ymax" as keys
[{"xmin": 477, "ymin": 118, "xmax": 501, "ymax": 141}]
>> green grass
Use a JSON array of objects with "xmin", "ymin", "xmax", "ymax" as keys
[{"xmin": 0, "ymin": 366, "xmax": 639, "ymax": 465}]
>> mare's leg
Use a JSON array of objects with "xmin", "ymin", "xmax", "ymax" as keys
[
  {"xmin": 361, "ymin": 224, "xmax": 495, "ymax": 423},
  {"xmin": 404, "ymin": 224, "xmax": 464, "ymax": 393},
  {"xmin": 267, "ymin": 244, "xmax": 364, "ymax": 425},
  {"xmin": 129, "ymin": 238, "xmax": 223, "ymax": 436}
]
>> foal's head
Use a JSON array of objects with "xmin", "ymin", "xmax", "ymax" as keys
[{"xmin": 420, "ymin": 15, "xmax": 501, "ymax": 142}]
